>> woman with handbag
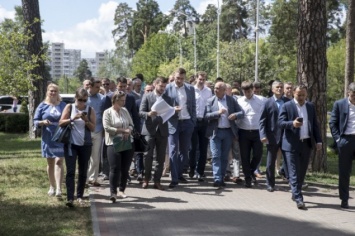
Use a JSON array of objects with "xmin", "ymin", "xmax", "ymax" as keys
[
  {"xmin": 103, "ymin": 91, "xmax": 134, "ymax": 203},
  {"xmin": 34, "ymin": 83, "xmax": 66, "ymax": 197},
  {"xmin": 59, "ymin": 88, "xmax": 96, "ymax": 207}
]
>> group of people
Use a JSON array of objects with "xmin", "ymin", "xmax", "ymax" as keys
[{"xmin": 33, "ymin": 67, "xmax": 353, "ymax": 210}]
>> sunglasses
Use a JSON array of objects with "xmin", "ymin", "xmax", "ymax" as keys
[
  {"xmin": 77, "ymin": 98, "xmax": 87, "ymax": 102},
  {"xmin": 103, "ymin": 83, "xmax": 110, "ymax": 86}
]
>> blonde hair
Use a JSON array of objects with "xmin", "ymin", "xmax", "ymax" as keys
[{"xmin": 44, "ymin": 83, "xmax": 61, "ymax": 103}]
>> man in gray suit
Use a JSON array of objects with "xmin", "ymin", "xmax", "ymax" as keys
[
  {"xmin": 205, "ymin": 82, "xmax": 243, "ymax": 188},
  {"xmin": 139, "ymin": 77, "xmax": 170, "ymax": 190},
  {"xmin": 164, "ymin": 68, "xmax": 197, "ymax": 188}
]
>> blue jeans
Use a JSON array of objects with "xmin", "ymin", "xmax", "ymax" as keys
[
  {"xmin": 210, "ymin": 128, "xmax": 233, "ymax": 183},
  {"xmin": 64, "ymin": 144, "xmax": 92, "ymax": 201},
  {"xmin": 168, "ymin": 120, "xmax": 194, "ymax": 183}
]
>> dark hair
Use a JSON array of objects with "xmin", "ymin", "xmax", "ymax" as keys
[
  {"xmin": 155, "ymin": 76, "xmax": 168, "ymax": 84},
  {"xmin": 241, "ymin": 81, "xmax": 253, "ymax": 90},
  {"xmin": 111, "ymin": 91, "xmax": 126, "ymax": 104},
  {"xmin": 75, "ymin": 87, "xmax": 89, "ymax": 99},
  {"xmin": 116, "ymin": 76, "xmax": 127, "ymax": 84},
  {"xmin": 215, "ymin": 77, "xmax": 224, "ymax": 82},
  {"xmin": 293, "ymin": 84, "xmax": 308, "ymax": 91},
  {"xmin": 175, "ymin": 68, "xmax": 186, "ymax": 75},
  {"xmin": 253, "ymin": 81, "xmax": 261, "ymax": 89},
  {"xmin": 136, "ymin": 73, "xmax": 144, "ymax": 81},
  {"xmin": 90, "ymin": 78, "xmax": 102, "ymax": 86}
]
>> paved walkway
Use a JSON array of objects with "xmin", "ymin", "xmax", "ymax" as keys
[{"xmin": 89, "ymin": 166, "xmax": 355, "ymax": 236}]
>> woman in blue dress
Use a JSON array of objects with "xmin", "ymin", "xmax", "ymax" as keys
[{"xmin": 34, "ymin": 83, "xmax": 66, "ymax": 197}]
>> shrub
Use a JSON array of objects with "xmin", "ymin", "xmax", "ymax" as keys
[{"xmin": 0, "ymin": 113, "xmax": 29, "ymax": 133}]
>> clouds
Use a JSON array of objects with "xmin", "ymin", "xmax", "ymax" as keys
[
  {"xmin": 195, "ymin": 0, "xmax": 218, "ymax": 14},
  {"xmin": 43, "ymin": 1, "xmax": 118, "ymax": 58},
  {"xmin": 0, "ymin": 5, "xmax": 15, "ymax": 22}
]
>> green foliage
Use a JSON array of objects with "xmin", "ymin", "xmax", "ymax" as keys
[
  {"xmin": 170, "ymin": 0, "xmax": 199, "ymax": 37},
  {"xmin": 56, "ymin": 76, "xmax": 81, "ymax": 94},
  {"xmin": 158, "ymin": 58, "xmax": 194, "ymax": 78},
  {"xmin": 327, "ymin": 38, "xmax": 346, "ymax": 110},
  {"xmin": 220, "ymin": 0, "xmax": 249, "ymax": 40},
  {"xmin": 112, "ymin": 3, "xmax": 133, "ymax": 47},
  {"xmin": 20, "ymin": 99, "xmax": 28, "ymax": 114},
  {"xmin": 131, "ymin": 33, "xmax": 182, "ymax": 82},
  {"xmin": 0, "ymin": 114, "xmax": 29, "ymax": 133},
  {"xmin": 0, "ymin": 20, "xmax": 42, "ymax": 96},
  {"xmin": 74, "ymin": 59, "xmax": 92, "ymax": 82}
]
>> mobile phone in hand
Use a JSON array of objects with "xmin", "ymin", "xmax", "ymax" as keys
[
  {"xmin": 297, "ymin": 117, "xmax": 303, "ymax": 123},
  {"xmin": 82, "ymin": 112, "xmax": 87, "ymax": 116}
]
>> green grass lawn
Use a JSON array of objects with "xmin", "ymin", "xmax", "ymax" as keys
[{"xmin": 0, "ymin": 133, "xmax": 92, "ymax": 236}]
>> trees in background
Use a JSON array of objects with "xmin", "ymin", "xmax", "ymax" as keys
[{"xmin": 73, "ymin": 59, "xmax": 92, "ymax": 82}]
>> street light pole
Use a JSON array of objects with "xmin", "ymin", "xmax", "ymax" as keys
[
  {"xmin": 255, "ymin": 0, "xmax": 260, "ymax": 82},
  {"xmin": 217, "ymin": 0, "xmax": 221, "ymax": 78}
]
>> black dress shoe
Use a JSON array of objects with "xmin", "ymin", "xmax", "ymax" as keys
[
  {"xmin": 213, "ymin": 181, "xmax": 221, "ymax": 188},
  {"xmin": 178, "ymin": 177, "xmax": 188, "ymax": 183},
  {"xmin": 244, "ymin": 179, "xmax": 252, "ymax": 188},
  {"xmin": 188, "ymin": 169, "xmax": 195, "ymax": 178},
  {"xmin": 266, "ymin": 186, "xmax": 274, "ymax": 192},
  {"xmin": 168, "ymin": 182, "xmax": 178, "ymax": 188},
  {"xmin": 291, "ymin": 195, "xmax": 296, "ymax": 201},
  {"xmin": 341, "ymin": 200, "xmax": 349, "ymax": 209},
  {"xmin": 221, "ymin": 181, "xmax": 226, "ymax": 187},
  {"xmin": 296, "ymin": 201, "xmax": 306, "ymax": 209}
]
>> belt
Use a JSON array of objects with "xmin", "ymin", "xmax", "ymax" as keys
[
  {"xmin": 344, "ymin": 134, "xmax": 355, "ymax": 136},
  {"xmin": 197, "ymin": 118, "xmax": 204, "ymax": 122},
  {"xmin": 218, "ymin": 127, "xmax": 230, "ymax": 130},
  {"xmin": 300, "ymin": 138, "xmax": 310, "ymax": 142},
  {"xmin": 240, "ymin": 129, "xmax": 259, "ymax": 132},
  {"xmin": 178, "ymin": 119, "xmax": 189, "ymax": 122}
]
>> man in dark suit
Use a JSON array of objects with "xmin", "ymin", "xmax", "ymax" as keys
[
  {"xmin": 278, "ymin": 84, "xmax": 322, "ymax": 209},
  {"xmin": 259, "ymin": 81, "xmax": 289, "ymax": 192},
  {"xmin": 329, "ymin": 82, "xmax": 355, "ymax": 209},
  {"xmin": 139, "ymin": 77, "xmax": 170, "ymax": 190},
  {"xmin": 205, "ymin": 82, "xmax": 243, "ymax": 188},
  {"xmin": 164, "ymin": 68, "xmax": 196, "ymax": 188}
]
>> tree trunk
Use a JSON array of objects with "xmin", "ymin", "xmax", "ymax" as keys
[
  {"xmin": 344, "ymin": 0, "xmax": 355, "ymax": 97},
  {"xmin": 297, "ymin": 0, "xmax": 327, "ymax": 172},
  {"xmin": 22, "ymin": 0, "xmax": 47, "ymax": 139}
]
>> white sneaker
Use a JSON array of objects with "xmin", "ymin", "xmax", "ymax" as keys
[
  {"xmin": 77, "ymin": 198, "xmax": 85, "ymax": 205},
  {"xmin": 55, "ymin": 189, "xmax": 62, "ymax": 198},
  {"xmin": 118, "ymin": 191, "xmax": 127, "ymax": 198},
  {"xmin": 48, "ymin": 187, "xmax": 55, "ymax": 196}
]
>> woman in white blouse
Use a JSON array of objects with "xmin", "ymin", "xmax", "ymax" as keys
[{"xmin": 103, "ymin": 91, "xmax": 134, "ymax": 203}]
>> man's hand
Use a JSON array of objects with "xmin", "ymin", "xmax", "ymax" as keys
[
  {"xmin": 293, "ymin": 118, "xmax": 303, "ymax": 128},
  {"xmin": 148, "ymin": 111, "xmax": 157, "ymax": 117},
  {"xmin": 219, "ymin": 108, "xmax": 227, "ymax": 115},
  {"xmin": 228, "ymin": 113, "xmax": 237, "ymax": 120},
  {"xmin": 260, "ymin": 137, "xmax": 268, "ymax": 144}
]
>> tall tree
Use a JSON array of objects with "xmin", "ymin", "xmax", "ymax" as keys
[
  {"xmin": 112, "ymin": 3, "xmax": 133, "ymax": 48},
  {"xmin": 344, "ymin": 0, "xmax": 355, "ymax": 97},
  {"xmin": 74, "ymin": 59, "xmax": 92, "ymax": 82},
  {"xmin": 297, "ymin": 0, "xmax": 327, "ymax": 171},
  {"xmin": 170, "ymin": 0, "xmax": 199, "ymax": 37},
  {"xmin": 128, "ymin": 0, "xmax": 168, "ymax": 51},
  {"xmin": 220, "ymin": 0, "xmax": 249, "ymax": 41},
  {"xmin": 22, "ymin": 0, "xmax": 48, "ymax": 138}
]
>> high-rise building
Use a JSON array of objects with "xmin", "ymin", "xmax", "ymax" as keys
[{"xmin": 48, "ymin": 42, "xmax": 104, "ymax": 79}]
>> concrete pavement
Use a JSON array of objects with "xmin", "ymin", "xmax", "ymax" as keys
[{"xmin": 89, "ymin": 167, "xmax": 355, "ymax": 236}]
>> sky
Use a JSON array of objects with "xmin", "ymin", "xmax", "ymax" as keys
[{"xmin": 0, "ymin": 0, "xmax": 217, "ymax": 58}]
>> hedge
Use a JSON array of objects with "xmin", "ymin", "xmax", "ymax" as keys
[{"xmin": 0, "ymin": 113, "xmax": 29, "ymax": 133}]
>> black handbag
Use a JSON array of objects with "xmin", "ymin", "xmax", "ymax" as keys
[
  {"xmin": 51, "ymin": 124, "xmax": 72, "ymax": 144},
  {"xmin": 132, "ymin": 129, "xmax": 149, "ymax": 152}
]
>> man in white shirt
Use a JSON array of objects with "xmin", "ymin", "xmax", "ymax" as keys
[
  {"xmin": 188, "ymin": 71, "xmax": 212, "ymax": 181},
  {"xmin": 237, "ymin": 81, "xmax": 267, "ymax": 188}
]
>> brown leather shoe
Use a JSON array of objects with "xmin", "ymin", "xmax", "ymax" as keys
[
  {"xmin": 232, "ymin": 177, "xmax": 243, "ymax": 184},
  {"xmin": 153, "ymin": 182, "xmax": 165, "ymax": 191},
  {"xmin": 142, "ymin": 181, "xmax": 149, "ymax": 189},
  {"xmin": 254, "ymin": 173, "xmax": 263, "ymax": 178}
]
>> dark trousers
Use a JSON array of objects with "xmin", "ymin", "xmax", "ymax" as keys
[
  {"xmin": 168, "ymin": 120, "xmax": 194, "ymax": 183},
  {"xmin": 337, "ymin": 135, "xmax": 355, "ymax": 201},
  {"xmin": 107, "ymin": 144, "xmax": 134, "ymax": 194},
  {"xmin": 100, "ymin": 140, "xmax": 110, "ymax": 176},
  {"xmin": 135, "ymin": 153, "xmax": 144, "ymax": 174},
  {"xmin": 64, "ymin": 144, "xmax": 92, "ymax": 201},
  {"xmin": 144, "ymin": 131, "xmax": 168, "ymax": 183},
  {"xmin": 239, "ymin": 129, "xmax": 263, "ymax": 181},
  {"xmin": 284, "ymin": 140, "xmax": 311, "ymax": 202},
  {"xmin": 189, "ymin": 120, "xmax": 209, "ymax": 175},
  {"xmin": 266, "ymin": 144, "xmax": 281, "ymax": 187}
]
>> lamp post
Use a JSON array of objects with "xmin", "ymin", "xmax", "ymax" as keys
[
  {"xmin": 178, "ymin": 12, "xmax": 197, "ymax": 75},
  {"xmin": 217, "ymin": 0, "xmax": 221, "ymax": 78},
  {"xmin": 255, "ymin": 0, "xmax": 260, "ymax": 82}
]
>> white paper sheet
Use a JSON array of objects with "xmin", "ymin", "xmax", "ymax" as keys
[{"xmin": 151, "ymin": 97, "xmax": 175, "ymax": 123}]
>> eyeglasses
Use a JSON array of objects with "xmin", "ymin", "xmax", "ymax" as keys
[
  {"xmin": 103, "ymin": 83, "xmax": 110, "ymax": 86},
  {"xmin": 77, "ymin": 98, "xmax": 87, "ymax": 102}
]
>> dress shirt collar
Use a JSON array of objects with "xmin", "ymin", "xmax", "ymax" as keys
[
  {"xmin": 174, "ymin": 82, "xmax": 185, "ymax": 89},
  {"xmin": 218, "ymin": 95, "xmax": 226, "ymax": 101},
  {"xmin": 294, "ymin": 98, "xmax": 307, "ymax": 107}
]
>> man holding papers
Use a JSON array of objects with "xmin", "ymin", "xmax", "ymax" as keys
[{"xmin": 139, "ymin": 77, "xmax": 172, "ymax": 190}]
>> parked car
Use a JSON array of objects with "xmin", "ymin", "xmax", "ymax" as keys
[
  {"xmin": 0, "ymin": 95, "xmax": 27, "ymax": 113},
  {"xmin": 60, "ymin": 94, "xmax": 75, "ymax": 104}
]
